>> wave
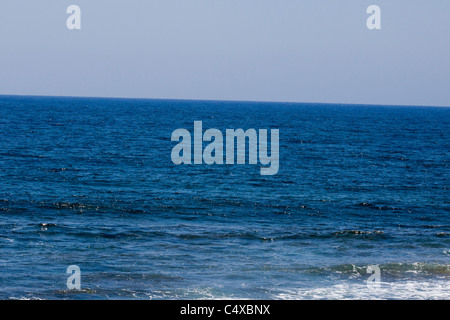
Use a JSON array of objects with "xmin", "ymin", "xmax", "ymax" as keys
[
  {"xmin": 305, "ymin": 262, "xmax": 450, "ymax": 277},
  {"xmin": 275, "ymin": 279, "xmax": 450, "ymax": 300},
  {"xmin": 177, "ymin": 229, "xmax": 387, "ymax": 242},
  {"xmin": 333, "ymin": 230, "xmax": 384, "ymax": 236}
]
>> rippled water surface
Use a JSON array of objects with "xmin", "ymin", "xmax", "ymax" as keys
[{"xmin": 0, "ymin": 96, "xmax": 448, "ymax": 299}]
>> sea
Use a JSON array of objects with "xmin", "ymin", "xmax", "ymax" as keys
[{"xmin": 0, "ymin": 95, "xmax": 448, "ymax": 299}]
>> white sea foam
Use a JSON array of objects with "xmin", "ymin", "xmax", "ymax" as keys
[{"xmin": 275, "ymin": 280, "xmax": 450, "ymax": 300}]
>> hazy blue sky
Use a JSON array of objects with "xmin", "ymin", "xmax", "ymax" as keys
[{"xmin": 0, "ymin": 1, "xmax": 449, "ymax": 106}]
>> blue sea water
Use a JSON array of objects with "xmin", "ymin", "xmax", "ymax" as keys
[{"xmin": 0, "ymin": 95, "xmax": 448, "ymax": 300}]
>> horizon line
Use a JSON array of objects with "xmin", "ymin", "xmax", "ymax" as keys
[{"xmin": 0, "ymin": 93, "xmax": 449, "ymax": 108}]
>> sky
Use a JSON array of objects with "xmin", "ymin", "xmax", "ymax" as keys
[{"xmin": 0, "ymin": 0, "xmax": 449, "ymax": 106}]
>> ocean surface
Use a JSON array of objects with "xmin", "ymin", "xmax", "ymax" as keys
[{"xmin": 0, "ymin": 95, "xmax": 448, "ymax": 300}]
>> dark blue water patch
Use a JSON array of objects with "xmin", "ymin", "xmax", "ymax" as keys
[{"xmin": 0, "ymin": 95, "xmax": 449, "ymax": 299}]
